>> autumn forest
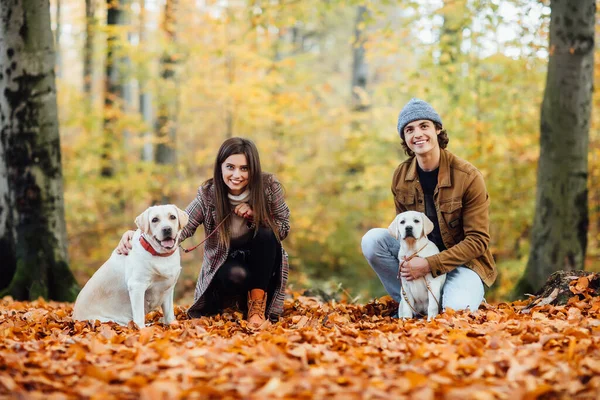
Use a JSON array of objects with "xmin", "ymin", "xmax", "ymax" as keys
[{"xmin": 1, "ymin": 0, "xmax": 600, "ymax": 398}]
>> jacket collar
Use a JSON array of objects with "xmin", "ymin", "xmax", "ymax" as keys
[
  {"xmin": 405, "ymin": 149, "xmax": 452, "ymax": 188},
  {"xmin": 139, "ymin": 235, "xmax": 176, "ymax": 257}
]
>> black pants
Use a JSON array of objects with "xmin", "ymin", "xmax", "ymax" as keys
[{"xmin": 215, "ymin": 226, "xmax": 278, "ymax": 297}]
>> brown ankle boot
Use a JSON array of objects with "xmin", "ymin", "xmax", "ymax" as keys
[{"xmin": 247, "ymin": 291, "xmax": 267, "ymax": 329}]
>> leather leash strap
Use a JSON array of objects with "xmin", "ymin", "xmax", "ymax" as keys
[
  {"xmin": 397, "ymin": 242, "xmax": 442, "ymax": 317},
  {"xmin": 179, "ymin": 212, "xmax": 232, "ymax": 253},
  {"xmin": 396, "ymin": 242, "xmax": 429, "ymax": 280}
]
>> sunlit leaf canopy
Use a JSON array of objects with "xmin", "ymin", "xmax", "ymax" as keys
[{"xmin": 51, "ymin": 0, "xmax": 600, "ymax": 301}]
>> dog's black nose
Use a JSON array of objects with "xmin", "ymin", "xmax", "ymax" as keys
[
  {"xmin": 162, "ymin": 227, "xmax": 172, "ymax": 237},
  {"xmin": 405, "ymin": 226, "xmax": 413, "ymax": 233}
]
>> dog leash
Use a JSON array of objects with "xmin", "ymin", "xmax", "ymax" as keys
[
  {"xmin": 179, "ymin": 212, "xmax": 232, "ymax": 253},
  {"xmin": 396, "ymin": 242, "xmax": 429, "ymax": 280},
  {"xmin": 400, "ymin": 279, "xmax": 442, "ymax": 318},
  {"xmin": 397, "ymin": 243, "xmax": 442, "ymax": 317}
]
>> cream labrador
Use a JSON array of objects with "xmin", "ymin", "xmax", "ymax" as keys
[
  {"xmin": 389, "ymin": 211, "xmax": 445, "ymax": 320},
  {"xmin": 72, "ymin": 205, "xmax": 189, "ymax": 327}
]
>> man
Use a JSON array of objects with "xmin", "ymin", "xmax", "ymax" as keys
[{"xmin": 361, "ymin": 98, "xmax": 497, "ymax": 311}]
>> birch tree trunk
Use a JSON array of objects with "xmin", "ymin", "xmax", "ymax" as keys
[
  {"xmin": 516, "ymin": 0, "xmax": 595, "ymax": 295},
  {"xmin": 0, "ymin": 0, "xmax": 78, "ymax": 300}
]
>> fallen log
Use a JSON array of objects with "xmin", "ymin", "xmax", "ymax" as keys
[{"xmin": 520, "ymin": 270, "xmax": 600, "ymax": 313}]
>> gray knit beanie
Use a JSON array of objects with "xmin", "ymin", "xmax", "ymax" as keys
[{"xmin": 396, "ymin": 98, "xmax": 442, "ymax": 136}]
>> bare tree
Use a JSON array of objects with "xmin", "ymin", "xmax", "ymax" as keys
[
  {"xmin": 0, "ymin": 0, "xmax": 78, "ymax": 300},
  {"xmin": 516, "ymin": 0, "xmax": 595, "ymax": 295}
]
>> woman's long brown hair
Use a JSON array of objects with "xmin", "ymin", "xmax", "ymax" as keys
[{"xmin": 207, "ymin": 137, "xmax": 280, "ymax": 246}]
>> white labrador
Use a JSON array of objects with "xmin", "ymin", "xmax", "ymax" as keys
[
  {"xmin": 389, "ymin": 211, "xmax": 445, "ymax": 320},
  {"xmin": 72, "ymin": 205, "xmax": 189, "ymax": 327}
]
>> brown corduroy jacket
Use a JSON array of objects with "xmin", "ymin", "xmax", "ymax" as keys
[{"xmin": 392, "ymin": 149, "xmax": 497, "ymax": 287}]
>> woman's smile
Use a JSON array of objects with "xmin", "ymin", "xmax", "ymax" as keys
[{"xmin": 222, "ymin": 154, "xmax": 249, "ymax": 195}]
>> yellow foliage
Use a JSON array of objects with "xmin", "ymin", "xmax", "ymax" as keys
[{"xmin": 52, "ymin": 0, "xmax": 599, "ymax": 300}]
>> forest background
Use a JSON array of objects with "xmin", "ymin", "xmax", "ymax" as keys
[{"xmin": 47, "ymin": 0, "xmax": 599, "ymax": 304}]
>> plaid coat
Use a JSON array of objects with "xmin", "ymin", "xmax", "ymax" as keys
[{"xmin": 181, "ymin": 173, "xmax": 290, "ymax": 320}]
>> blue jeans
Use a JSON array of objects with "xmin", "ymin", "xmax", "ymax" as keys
[{"xmin": 361, "ymin": 228, "xmax": 484, "ymax": 311}]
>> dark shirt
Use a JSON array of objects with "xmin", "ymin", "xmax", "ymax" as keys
[{"xmin": 417, "ymin": 164, "xmax": 446, "ymax": 251}]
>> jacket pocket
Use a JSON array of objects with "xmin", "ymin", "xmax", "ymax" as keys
[
  {"xmin": 397, "ymin": 191, "xmax": 416, "ymax": 209},
  {"xmin": 439, "ymin": 197, "xmax": 463, "ymax": 240}
]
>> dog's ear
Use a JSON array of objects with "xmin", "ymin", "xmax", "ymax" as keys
[
  {"xmin": 135, "ymin": 208, "xmax": 151, "ymax": 234},
  {"xmin": 175, "ymin": 206, "xmax": 189, "ymax": 231},
  {"xmin": 388, "ymin": 215, "xmax": 400, "ymax": 239},
  {"xmin": 421, "ymin": 213, "xmax": 434, "ymax": 237}
]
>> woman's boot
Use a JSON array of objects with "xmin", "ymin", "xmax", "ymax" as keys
[{"xmin": 247, "ymin": 290, "xmax": 267, "ymax": 329}]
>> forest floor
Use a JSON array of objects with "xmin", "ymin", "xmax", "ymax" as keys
[{"xmin": 1, "ymin": 276, "xmax": 600, "ymax": 399}]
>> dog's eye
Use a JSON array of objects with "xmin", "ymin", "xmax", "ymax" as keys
[
  {"xmin": 151, "ymin": 217, "xmax": 159, "ymax": 223},
  {"xmin": 400, "ymin": 220, "xmax": 405, "ymax": 224},
  {"xmin": 414, "ymin": 219, "xmax": 420, "ymax": 223},
  {"xmin": 170, "ymin": 215, "xmax": 176, "ymax": 220}
]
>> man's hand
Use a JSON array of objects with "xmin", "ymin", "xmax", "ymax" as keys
[
  {"xmin": 116, "ymin": 230, "xmax": 135, "ymax": 255},
  {"xmin": 399, "ymin": 257, "xmax": 431, "ymax": 281},
  {"xmin": 234, "ymin": 203, "xmax": 254, "ymax": 220}
]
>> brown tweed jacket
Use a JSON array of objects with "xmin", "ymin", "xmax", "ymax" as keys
[{"xmin": 181, "ymin": 173, "xmax": 290, "ymax": 320}]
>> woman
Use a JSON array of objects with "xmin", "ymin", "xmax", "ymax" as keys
[{"xmin": 117, "ymin": 137, "xmax": 290, "ymax": 328}]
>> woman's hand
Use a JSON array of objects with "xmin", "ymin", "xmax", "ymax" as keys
[
  {"xmin": 116, "ymin": 230, "xmax": 135, "ymax": 255},
  {"xmin": 399, "ymin": 257, "xmax": 431, "ymax": 281},
  {"xmin": 234, "ymin": 203, "xmax": 254, "ymax": 220}
]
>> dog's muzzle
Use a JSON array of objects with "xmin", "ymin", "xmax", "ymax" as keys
[
  {"xmin": 156, "ymin": 226, "xmax": 176, "ymax": 249},
  {"xmin": 404, "ymin": 226, "xmax": 414, "ymax": 238}
]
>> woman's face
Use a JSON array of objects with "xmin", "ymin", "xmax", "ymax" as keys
[{"xmin": 221, "ymin": 153, "xmax": 249, "ymax": 195}]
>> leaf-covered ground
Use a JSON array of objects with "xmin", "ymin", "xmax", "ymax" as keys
[{"xmin": 1, "ymin": 280, "xmax": 600, "ymax": 399}]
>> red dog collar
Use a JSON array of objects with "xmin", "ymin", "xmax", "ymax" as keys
[{"xmin": 139, "ymin": 235, "xmax": 176, "ymax": 257}]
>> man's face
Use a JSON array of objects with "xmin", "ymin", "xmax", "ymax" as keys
[{"xmin": 403, "ymin": 119, "xmax": 441, "ymax": 157}]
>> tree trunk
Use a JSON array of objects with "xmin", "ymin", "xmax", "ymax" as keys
[
  {"xmin": 223, "ymin": 6, "xmax": 234, "ymax": 140},
  {"xmin": 83, "ymin": 0, "xmax": 96, "ymax": 96},
  {"xmin": 138, "ymin": 0, "xmax": 153, "ymax": 162},
  {"xmin": 0, "ymin": 0, "xmax": 79, "ymax": 301},
  {"xmin": 515, "ymin": 0, "xmax": 595, "ymax": 296},
  {"xmin": 520, "ymin": 271, "xmax": 599, "ymax": 313},
  {"xmin": 102, "ymin": 0, "xmax": 128, "ymax": 178},
  {"xmin": 346, "ymin": 4, "xmax": 369, "ymax": 176},
  {"xmin": 351, "ymin": 5, "xmax": 368, "ymax": 112},
  {"xmin": 54, "ymin": 0, "xmax": 61, "ymax": 77},
  {"xmin": 154, "ymin": 0, "xmax": 179, "ymax": 199}
]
